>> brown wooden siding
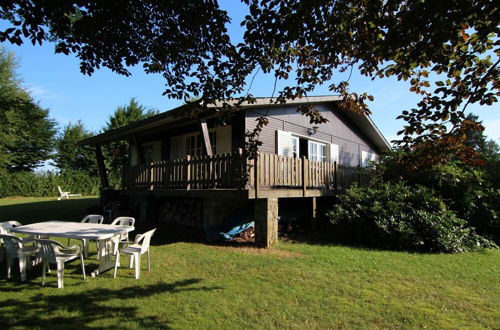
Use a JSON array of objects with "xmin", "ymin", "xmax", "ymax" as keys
[{"xmin": 245, "ymin": 102, "xmax": 379, "ymax": 166}]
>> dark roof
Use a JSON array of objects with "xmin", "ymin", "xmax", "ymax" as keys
[{"xmin": 80, "ymin": 96, "xmax": 391, "ymax": 151}]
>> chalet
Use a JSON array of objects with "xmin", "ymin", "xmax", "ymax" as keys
[{"xmin": 80, "ymin": 96, "xmax": 390, "ymax": 247}]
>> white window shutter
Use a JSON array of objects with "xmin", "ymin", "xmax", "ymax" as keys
[
  {"xmin": 371, "ymin": 152, "xmax": 377, "ymax": 162},
  {"xmin": 329, "ymin": 144, "xmax": 339, "ymax": 163},
  {"xmin": 276, "ymin": 130, "xmax": 292, "ymax": 157}
]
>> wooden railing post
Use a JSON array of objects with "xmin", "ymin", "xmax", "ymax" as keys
[
  {"xmin": 236, "ymin": 148, "xmax": 244, "ymax": 188},
  {"xmin": 302, "ymin": 156, "xmax": 308, "ymax": 197},
  {"xmin": 185, "ymin": 155, "xmax": 191, "ymax": 190},
  {"xmin": 149, "ymin": 162, "xmax": 154, "ymax": 191},
  {"xmin": 254, "ymin": 152, "xmax": 260, "ymax": 198}
]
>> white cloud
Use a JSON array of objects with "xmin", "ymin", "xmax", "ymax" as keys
[{"xmin": 26, "ymin": 85, "xmax": 67, "ymax": 101}]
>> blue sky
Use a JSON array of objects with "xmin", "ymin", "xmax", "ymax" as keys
[{"xmin": 1, "ymin": 1, "xmax": 498, "ymax": 144}]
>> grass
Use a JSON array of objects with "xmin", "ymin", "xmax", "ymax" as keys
[
  {"xmin": 1, "ymin": 197, "xmax": 499, "ymax": 329},
  {"xmin": 0, "ymin": 196, "xmax": 99, "ymax": 224}
]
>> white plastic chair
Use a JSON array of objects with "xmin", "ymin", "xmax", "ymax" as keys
[
  {"xmin": 68, "ymin": 215, "xmax": 104, "ymax": 257},
  {"xmin": 113, "ymin": 228, "xmax": 156, "ymax": 279},
  {"xmin": 110, "ymin": 217, "xmax": 135, "ymax": 245},
  {"xmin": 0, "ymin": 234, "xmax": 40, "ymax": 281},
  {"xmin": 0, "ymin": 221, "xmax": 35, "ymax": 263},
  {"xmin": 36, "ymin": 239, "xmax": 86, "ymax": 289},
  {"xmin": 57, "ymin": 186, "xmax": 82, "ymax": 200}
]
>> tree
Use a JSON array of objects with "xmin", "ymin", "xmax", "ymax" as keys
[
  {"xmin": 1, "ymin": 1, "xmax": 498, "ymax": 162},
  {"xmin": 103, "ymin": 98, "xmax": 157, "ymax": 181},
  {"xmin": 53, "ymin": 121, "xmax": 97, "ymax": 174},
  {"xmin": 0, "ymin": 47, "xmax": 56, "ymax": 172}
]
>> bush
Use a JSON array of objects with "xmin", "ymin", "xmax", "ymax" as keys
[
  {"xmin": 327, "ymin": 182, "xmax": 496, "ymax": 253},
  {"xmin": 0, "ymin": 170, "xmax": 101, "ymax": 198},
  {"xmin": 377, "ymin": 152, "xmax": 500, "ymax": 243}
]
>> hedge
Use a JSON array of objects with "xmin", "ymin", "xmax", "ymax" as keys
[{"xmin": 0, "ymin": 171, "xmax": 101, "ymax": 198}]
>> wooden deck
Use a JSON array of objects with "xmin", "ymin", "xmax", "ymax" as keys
[{"xmin": 122, "ymin": 151, "xmax": 372, "ymax": 199}]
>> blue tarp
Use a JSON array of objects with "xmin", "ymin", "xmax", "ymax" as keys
[
  {"xmin": 220, "ymin": 221, "xmax": 255, "ymax": 240},
  {"xmin": 206, "ymin": 204, "xmax": 280, "ymax": 241},
  {"xmin": 206, "ymin": 204, "xmax": 254, "ymax": 241}
]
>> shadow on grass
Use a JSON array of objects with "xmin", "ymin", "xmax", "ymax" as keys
[
  {"xmin": 0, "ymin": 198, "xmax": 100, "ymax": 224},
  {"xmin": 0, "ymin": 277, "xmax": 222, "ymax": 328}
]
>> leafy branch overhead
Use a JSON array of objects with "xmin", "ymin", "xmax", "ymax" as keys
[{"xmin": 1, "ymin": 0, "xmax": 498, "ymax": 163}]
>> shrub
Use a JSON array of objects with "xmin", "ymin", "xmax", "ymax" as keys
[
  {"xmin": 0, "ymin": 170, "xmax": 101, "ymax": 198},
  {"xmin": 327, "ymin": 181, "xmax": 496, "ymax": 253},
  {"xmin": 377, "ymin": 152, "xmax": 500, "ymax": 243}
]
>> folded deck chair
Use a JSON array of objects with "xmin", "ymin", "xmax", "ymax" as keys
[{"xmin": 57, "ymin": 186, "xmax": 82, "ymax": 200}]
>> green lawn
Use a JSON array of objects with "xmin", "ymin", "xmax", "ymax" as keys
[
  {"xmin": 0, "ymin": 197, "xmax": 499, "ymax": 329},
  {"xmin": 0, "ymin": 196, "xmax": 100, "ymax": 224}
]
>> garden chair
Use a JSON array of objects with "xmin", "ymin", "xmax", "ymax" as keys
[
  {"xmin": 57, "ymin": 186, "xmax": 82, "ymax": 200},
  {"xmin": 113, "ymin": 228, "xmax": 156, "ymax": 279},
  {"xmin": 110, "ymin": 217, "xmax": 135, "ymax": 245},
  {"xmin": 67, "ymin": 214, "xmax": 104, "ymax": 258},
  {"xmin": 0, "ymin": 234, "xmax": 40, "ymax": 281},
  {"xmin": 0, "ymin": 221, "xmax": 35, "ymax": 263},
  {"xmin": 36, "ymin": 239, "xmax": 86, "ymax": 289}
]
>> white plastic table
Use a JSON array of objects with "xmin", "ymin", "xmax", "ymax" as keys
[{"xmin": 12, "ymin": 221, "xmax": 134, "ymax": 277}]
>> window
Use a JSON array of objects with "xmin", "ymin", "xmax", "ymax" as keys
[
  {"xmin": 186, "ymin": 134, "xmax": 201, "ymax": 156},
  {"xmin": 141, "ymin": 144, "xmax": 153, "ymax": 164},
  {"xmin": 308, "ymin": 141, "xmax": 327, "ymax": 162},
  {"xmin": 291, "ymin": 136, "xmax": 299, "ymax": 158},
  {"xmin": 185, "ymin": 131, "xmax": 217, "ymax": 157},
  {"xmin": 361, "ymin": 150, "xmax": 377, "ymax": 167}
]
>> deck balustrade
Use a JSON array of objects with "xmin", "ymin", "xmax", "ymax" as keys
[{"xmin": 123, "ymin": 151, "xmax": 373, "ymax": 193}]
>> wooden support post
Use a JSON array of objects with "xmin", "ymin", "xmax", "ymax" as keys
[
  {"xmin": 199, "ymin": 119, "xmax": 213, "ymax": 156},
  {"xmin": 254, "ymin": 198, "xmax": 279, "ymax": 248},
  {"xmin": 95, "ymin": 145, "xmax": 109, "ymax": 188},
  {"xmin": 185, "ymin": 155, "xmax": 191, "ymax": 190},
  {"xmin": 302, "ymin": 156, "xmax": 308, "ymax": 197}
]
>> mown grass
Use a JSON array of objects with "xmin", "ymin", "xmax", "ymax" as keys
[
  {"xmin": 0, "ymin": 196, "xmax": 99, "ymax": 224},
  {"xmin": 0, "ymin": 197, "xmax": 499, "ymax": 329}
]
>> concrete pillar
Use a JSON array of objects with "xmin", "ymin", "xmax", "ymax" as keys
[{"xmin": 254, "ymin": 198, "xmax": 279, "ymax": 248}]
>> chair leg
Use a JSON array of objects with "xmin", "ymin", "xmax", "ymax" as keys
[
  {"xmin": 113, "ymin": 252, "xmax": 120, "ymax": 278},
  {"xmin": 81, "ymin": 239, "xmax": 88, "ymax": 259},
  {"xmin": 147, "ymin": 251, "xmax": 151, "ymax": 271},
  {"xmin": 19, "ymin": 256, "xmax": 27, "ymax": 281},
  {"xmin": 56, "ymin": 260, "xmax": 64, "ymax": 289},
  {"xmin": 95, "ymin": 240, "xmax": 100, "ymax": 260},
  {"xmin": 129, "ymin": 254, "xmax": 134, "ymax": 268},
  {"xmin": 80, "ymin": 252, "xmax": 86, "ymax": 280},
  {"xmin": 42, "ymin": 261, "xmax": 47, "ymax": 286},
  {"xmin": 134, "ymin": 254, "xmax": 140, "ymax": 280},
  {"xmin": 6, "ymin": 255, "xmax": 12, "ymax": 279}
]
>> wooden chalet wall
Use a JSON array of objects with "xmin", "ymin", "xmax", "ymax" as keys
[{"xmin": 244, "ymin": 102, "xmax": 379, "ymax": 166}]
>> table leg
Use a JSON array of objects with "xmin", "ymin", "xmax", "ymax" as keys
[{"xmin": 90, "ymin": 236, "xmax": 119, "ymax": 277}]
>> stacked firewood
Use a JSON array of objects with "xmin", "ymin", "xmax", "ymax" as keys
[{"xmin": 158, "ymin": 198, "xmax": 203, "ymax": 228}]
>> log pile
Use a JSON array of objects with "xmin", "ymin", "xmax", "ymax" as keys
[{"xmin": 158, "ymin": 198, "xmax": 203, "ymax": 228}]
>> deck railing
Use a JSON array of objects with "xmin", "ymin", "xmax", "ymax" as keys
[{"xmin": 123, "ymin": 151, "xmax": 372, "ymax": 192}]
